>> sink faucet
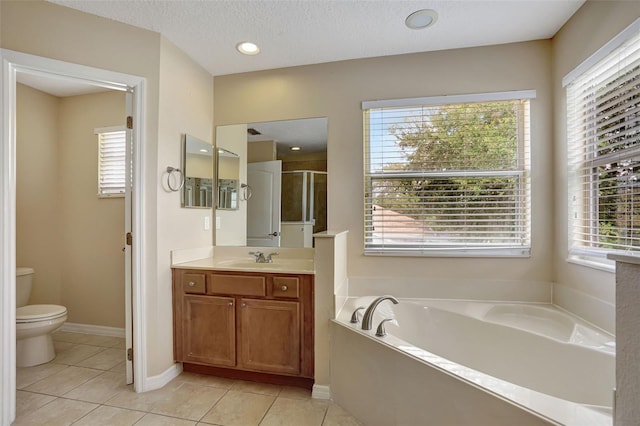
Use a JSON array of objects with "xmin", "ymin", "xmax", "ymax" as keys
[
  {"xmin": 249, "ymin": 251, "xmax": 279, "ymax": 263},
  {"xmin": 361, "ymin": 295, "xmax": 399, "ymax": 330},
  {"xmin": 249, "ymin": 251, "xmax": 266, "ymax": 263}
]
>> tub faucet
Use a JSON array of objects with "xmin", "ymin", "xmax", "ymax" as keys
[{"xmin": 361, "ymin": 295, "xmax": 399, "ymax": 330}]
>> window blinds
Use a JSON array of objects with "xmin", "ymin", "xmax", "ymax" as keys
[
  {"xmin": 98, "ymin": 130, "xmax": 126, "ymax": 197},
  {"xmin": 567, "ymin": 28, "xmax": 640, "ymax": 260},
  {"xmin": 363, "ymin": 93, "xmax": 532, "ymax": 256}
]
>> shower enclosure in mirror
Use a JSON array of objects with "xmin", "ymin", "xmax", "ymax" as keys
[
  {"xmin": 216, "ymin": 147, "xmax": 240, "ymax": 210},
  {"xmin": 215, "ymin": 117, "xmax": 328, "ymax": 247},
  {"xmin": 182, "ymin": 134, "xmax": 213, "ymax": 208}
]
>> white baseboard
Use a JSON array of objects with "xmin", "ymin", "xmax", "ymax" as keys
[
  {"xmin": 141, "ymin": 363, "xmax": 183, "ymax": 392},
  {"xmin": 312, "ymin": 384, "xmax": 330, "ymax": 400},
  {"xmin": 60, "ymin": 322, "xmax": 125, "ymax": 338}
]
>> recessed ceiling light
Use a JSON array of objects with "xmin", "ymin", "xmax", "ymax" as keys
[
  {"xmin": 236, "ymin": 41, "xmax": 260, "ymax": 55},
  {"xmin": 405, "ymin": 9, "xmax": 438, "ymax": 30},
  {"xmin": 199, "ymin": 148, "xmax": 208, "ymax": 153},
  {"xmin": 290, "ymin": 146, "xmax": 302, "ymax": 151}
]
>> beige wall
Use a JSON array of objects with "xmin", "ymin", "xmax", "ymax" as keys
[
  {"xmin": 248, "ymin": 140, "xmax": 276, "ymax": 163},
  {"xmin": 16, "ymin": 84, "xmax": 62, "ymax": 306},
  {"xmin": 214, "ymin": 40, "xmax": 555, "ymax": 286},
  {"xmin": 2, "ymin": 1, "xmax": 214, "ymax": 377},
  {"xmin": 58, "ymin": 90, "xmax": 126, "ymax": 328},
  {"xmin": 551, "ymin": 0, "xmax": 640, "ymax": 331}
]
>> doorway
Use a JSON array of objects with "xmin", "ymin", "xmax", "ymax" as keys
[{"xmin": 0, "ymin": 49, "xmax": 146, "ymax": 425}]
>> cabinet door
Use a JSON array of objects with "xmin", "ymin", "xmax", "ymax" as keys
[
  {"xmin": 239, "ymin": 298, "xmax": 300, "ymax": 375},
  {"xmin": 183, "ymin": 295, "xmax": 235, "ymax": 366}
]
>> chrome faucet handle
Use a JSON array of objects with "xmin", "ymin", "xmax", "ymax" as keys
[
  {"xmin": 375, "ymin": 318, "xmax": 394, "ymax": 337},
  {"xmin": 249, "ymin": 251, "xmax": 264, "ymax": 262},
  {"xmin": 350, "ymin": 306, "xmax": 366, "ymax": 324},
  {"xmin": 265, "ymin": 252, "xmax": 279, "ymax": 263}
]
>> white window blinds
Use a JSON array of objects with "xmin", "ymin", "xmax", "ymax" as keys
[
  {"xmin": 97, "ymin": 128, "xmax": 126, "ymax": 197},
  {"xmin": 566, "ymin": 24, "xmax": 640, "ymax": 264},
  {"xmin": 363, "ymin": 92, "xmax": 533, "ymax": 256}
]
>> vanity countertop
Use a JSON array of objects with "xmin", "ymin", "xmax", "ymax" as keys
[{"xmin": 172, "ymin": 256, "xmax": 315, "ymax": 275}]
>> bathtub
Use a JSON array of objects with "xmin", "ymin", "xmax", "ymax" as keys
[{"xmin": 330, "ymin": 297, "xmax": 614, "ymax": 426}]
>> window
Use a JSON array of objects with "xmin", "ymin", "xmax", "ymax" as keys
[
  {"xmin": 363, "ymin": 91, "xmax": 533, "ymax": 256},
  {"xmin": 96, "ymin": 127, "xmax": 127, "ymax": 197},
  {"xmin": 565, "ymin": 19, "xmax": 640, "ymax": 269}
]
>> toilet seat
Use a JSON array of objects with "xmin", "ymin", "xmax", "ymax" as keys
[{"xmin": 17, "ymin": 304, "xmax": 67, "ymax": 323}]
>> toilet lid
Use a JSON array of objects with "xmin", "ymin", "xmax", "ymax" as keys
[{"xmin": 17, "ymin": 304, "xmax": 67, "ymax": 322}]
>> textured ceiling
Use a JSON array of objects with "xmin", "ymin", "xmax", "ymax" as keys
[{"xmin": 49, "ymin": 0, "xmax": 585, "ymax": 77}]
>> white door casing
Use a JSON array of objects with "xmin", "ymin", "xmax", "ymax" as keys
[{"xmin": 0, "ymin": 49, "xmax": 147, "ymax": 426}]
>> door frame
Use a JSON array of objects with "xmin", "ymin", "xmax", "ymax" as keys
[{"xmin": 0, "ymin": 49, "xmax": 148, "ymax": 425}]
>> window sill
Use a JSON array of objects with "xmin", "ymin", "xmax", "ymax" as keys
[{"xmin": 566, "ymin": 256, "xmax": 615, "ymax": 273}]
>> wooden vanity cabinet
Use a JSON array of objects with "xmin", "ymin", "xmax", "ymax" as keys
[{"xmin": 172, "ymin": 268, "xmax": 314, "ymax": 386}]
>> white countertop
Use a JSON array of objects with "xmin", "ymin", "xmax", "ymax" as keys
[{"xmin": 172, "ymin": 256, "xmax": 315, "ymax": 274}]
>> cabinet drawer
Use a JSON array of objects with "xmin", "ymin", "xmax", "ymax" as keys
[
  {"xmin": 272, "ymin": 276, "xmax": 300, "ymax": 299},
  {"xmin": 209, "ymin": 274, "xmax": 266, "ymax": 296},
  {"xmin": 183, "ymin": 273, "xmax": 206, "ymax": 294}
]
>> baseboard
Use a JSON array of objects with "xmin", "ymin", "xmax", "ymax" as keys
[
  {"xmin": 141, "ymin": 363, "xmax": 183, "ymax": 392},
  {"xmin": 60, "ymin": 322, "xmax": 125, "ymax": 338},
  {"xmin": 312, "ymin": 384, "xmax": 330, "ymax": 400}
]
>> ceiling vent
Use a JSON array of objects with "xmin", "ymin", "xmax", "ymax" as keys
[{"xmin": 247, "ymin": 128, "xmax": 261, "ymax": 135}]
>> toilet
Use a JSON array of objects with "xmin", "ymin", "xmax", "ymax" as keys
[{"xmin": 16, "ymin": 267, "xmax": 67, "ymax": 367}]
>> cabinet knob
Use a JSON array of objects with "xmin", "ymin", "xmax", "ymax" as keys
[
  {"xmin": 227, "ymin": 302, "xmax": 233, "ymax": 307},
  {"xmin": 241, "ymin": 302, "xmax": 246, "ymax": 307},
  {"xmin": 281, "ymin": 285, "xmax": 288, "ymax": 291},
  {"xmin": 188, "ymin": 281, "xmax": 196, "ymax": 287}
]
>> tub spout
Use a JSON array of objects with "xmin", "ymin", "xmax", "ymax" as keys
[{"xmin": 361, "ymin": 295, "xmax": 399, "ymax": 331}]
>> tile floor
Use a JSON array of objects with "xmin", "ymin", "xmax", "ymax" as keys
[{"xmin": 14, "ymin": 331, "xmax": 362, "ymax": 426}]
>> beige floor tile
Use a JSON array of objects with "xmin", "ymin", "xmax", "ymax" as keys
[
  {"xmin": 322, "ymin": 403, "xmax": 363, "ymax": 426},
  {"xmin": 230, "ymin": 379, "xmax": 281, "ymax": 396},
  {"xmin": 109, "ymin": 360, "xmax": 127, "ymax": 373},
  {"xmin": 52, "ymin": 331, "xmax": 88, "ymax": 344},
  {"xmin": 15, "ymin": 390, "xmax": 57, "ymax": 418},
  {"xmin": 76, "ymin": 347, "xmax": 124, "ymax": 370},
  {"xmin": 79, "ymin": 334, "xmax": 125, "ymax": 348},
  {"xmin": 111, "ymin": 337, "xmax": 127, "ymax": 349},
  {"xmin": 176, "ymin": 372, "xmax": 236, "ymax": 389},
  {"xmin": 136, "ymin": 413, "xmax": 197, "ymax": 426},
  {"xmin": 52, "ymin": 343, "xmax": 105, "ymax": 365},
  {"xmin": 150, "ymin": 382, "xmax": 226, "ymax": 421},
  {"xmin": 200, "ymin": 390, "xmax": 275, "ymax": 426},
  {"xmin": 260, "ymin": 397, "xmax": 329, "ymax": 426},
  {"xmin": 72, "ymin": 405, "xmax": 146, "ymax": 426},
  {"xmin": 16, "ymin": 362, "xmax": 68, "ymax": 389},
  {"xmin": 63, "ymin": 371, "xmax": 127, "ymax": 403},
  {"xmin": 105, "ymin": 382, "xmax": 183, "ymax": 412},
  {"xmin": 278, "ymin": 385, "xmax": 312, "ymax": 400},
  {"xmin": 12, "ymin": 397, "xmax": 98, "ymax": 426},
  {"xmin": 24, "ymin": 365, "xmax": 102, "ymax": 396},
  {"xmin": 53, "ymin": 340, "xmax": 76, "ymax": 353}
]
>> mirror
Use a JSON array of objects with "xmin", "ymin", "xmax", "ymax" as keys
[
  {"xmin": 182, "ymin": 134, "xmax": 214, "ymax": 208},
  {"xmin": 215, "ymin": 117, "xmax": 328, "ymax": 247},
  {"xmin": 216, "ymin": 148, "xmax": 240, "ymax": 210}
]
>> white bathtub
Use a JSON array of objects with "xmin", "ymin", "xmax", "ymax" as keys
[{"xmin": 331, "ymin": 297, "xmax": 614, "ymax": 426}]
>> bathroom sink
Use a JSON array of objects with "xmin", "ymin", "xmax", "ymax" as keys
[{"xmin": 213, "ymin": 258, "xmax": 314, "ymax": 273}]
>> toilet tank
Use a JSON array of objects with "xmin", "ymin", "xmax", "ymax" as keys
[{"xmin": 16, "ymin": 267, "xmax": 34, "ymax": 308}]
